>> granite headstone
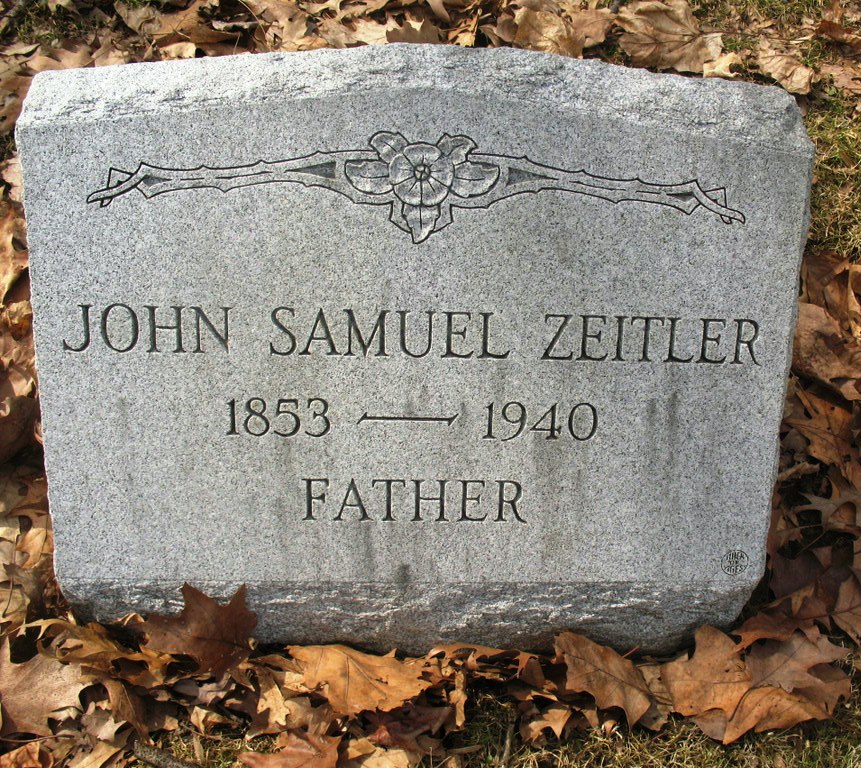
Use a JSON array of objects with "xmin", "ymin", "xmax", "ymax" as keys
[{"xmin": 17, "ymin": 44, "xmax": 813, "ymax": 653}]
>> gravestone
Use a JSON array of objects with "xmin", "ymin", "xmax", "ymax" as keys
[{"xmin": 17, "ymin": 44, "xmax": 812, "ymax": 653}]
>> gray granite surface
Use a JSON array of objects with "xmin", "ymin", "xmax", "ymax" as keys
[{"xmin": 17, "ymin": 44, "xmax": 812, "ymax": 653}]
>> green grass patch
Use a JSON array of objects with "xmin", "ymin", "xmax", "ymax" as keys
[{"xmin": 807, "ymin": 95, "xmax": 861, "ymax": 262}]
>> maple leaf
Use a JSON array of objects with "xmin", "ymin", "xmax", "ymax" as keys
[
  {"xmin": 239, "ymin": 732, "xmax": 341, "ymax": 768},
  {"xmin": 553, "ymin": 632, "xmax": 652, "ymax": 726},
  {"xmin": 0, "ymin": 639, "xmax": 86, "ymax": 736},
  {"xmin": 140, "ymin": 583, "xmax": 257, "ymax": 678},
  {"xmin": 661, "ymin": 626, "xmax": 751, "ymax": 718},
  {"xmin": 616, "ymin": 0, "xmax": 723, "ymax": 73},
  {"xmin": 288, "ymin": 645, "xmax": 433, "ymax": 716}
]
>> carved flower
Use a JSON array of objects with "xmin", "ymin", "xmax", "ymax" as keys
[{"xmin": 345, "ymin": 132, "xmax": 500, "ymax": 243}]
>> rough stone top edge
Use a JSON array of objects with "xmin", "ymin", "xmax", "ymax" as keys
[{"xmin": 18, "ymin": 44, "xmax": 812, "ymax": 156}]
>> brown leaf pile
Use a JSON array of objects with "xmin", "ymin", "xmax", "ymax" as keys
[{"xmin": 1, "ymin": 0, "xmax": 860, "ymax": 765}]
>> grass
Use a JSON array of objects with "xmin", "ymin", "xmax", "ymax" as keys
[
  {"xmin": 807, "ymin": 97, "xmax": 861, "ymax": 262},
  {"xmin": 692, "ymin": 0, "xmax": 828, "ymax": 27},
  {"xmin": 1, "ymin": 1, "xmax": 99, "ymax": 47},
  {"xmin": 452, "ymin": 681, "xmax": 861, "ymax": 768}
]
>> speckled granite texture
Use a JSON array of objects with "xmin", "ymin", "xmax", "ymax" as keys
[{"xmin": 17, "ymin": 44, "xmax": 812, "ymax": 654}]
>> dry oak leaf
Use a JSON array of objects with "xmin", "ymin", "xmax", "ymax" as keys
[
  {"xmin": 114, "ymin": 1, "xmax": 163, "ymax": 36},
  {"xmin": 512, "ymin": 8, "xmax": 584, "ymax": 57},
  {"xmin": 831, "ymin": 574, "xmax": 861, "ymax": 644},
  {"xmin": 0, "ymin": 743, "xmax": 53, "ymax": 768},
  {"xmin": 0, "ymin": 203, "xmax": 27, "ymax": 304},
  {"xmin": 816, "ymin": 18, "xmax": 861, "ymax": 54},
  {"xmin": 756, "ymin": 40, "xmax": 814, "ymax": 94},
  {"xmin": 154, "ymin": 0, "xmax": 238, "ymax": 47},
  {"xmin": 784, "ymin": 387, "xmax": 861, "ymax": 490},
  {"xmin": 140, "ymin": 583, "xmax": 257, "ymax": 679},
  {"xmin": 0, "ymin": 639, "xmax": 86, "ymax": 737},
  {"xmin": 793, "ymin": 302, "xmax": 861, "ymax": 401},
  {"xmin": 288, "ymin": 645, "xmax": 433, "ymax": 716},
  {"xmin": 616, "ymin": 0, "xmax": 723, "ymax": 73},
  {"xmin": 745, "ymin": 631, "xmax": 849, "ymax": 693},
  {"xmin": 731, "ymin": 612, "xmax": 807, "ymax": 649},
  {"xmin": 703, "ymin": 51, "xmax": 743, "ymax": 78},
  {"xmin": 568, "ymin": 8, "xmax": 615, "ymax": 49},
  {"xmin": 820, "ymin": 62, "xmax": 861, "ymax": 95},
  {"xmin": 800, "ymin": 249, "xmax": 861, "ymax": 342},
  {"xmin": 0, "ymin": 395, "xmax": 39, "ymax": 465},
  {"xmin": 341, "ymin": 739, "xmax": 417, "ymax": 768},
  {"xmin": 695, "ymin": 686, "xmax": 832, "ymax": 744},
  {"xmin": 386, "ymin": 18, "xmax": 444, "ymax": 44},
  {"xmin": 239, "ymin": 732, "xmax": 341, "ymax": 768},
  {"xmin": 553, "ymin": 631, "xmax": 652, "ymax": 726},
  {"xmin": 520, "ymin": 702, "xmax": 573, "ymax": 740},
  {"xmin": 41, "ymin": 619, "xmax": 172, "ymax": 689},
  {"xmin": 661, "ymin": 626, "xmax": 751, "ymax": 718},
  {"xmin": 365, "ymin": 703, "xmax": 451, "ymax": 751}
]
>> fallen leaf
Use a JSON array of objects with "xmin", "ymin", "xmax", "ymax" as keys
[
  {"xmin": 289, "ymin": 645, "xmax": 432, "ymax": 716},
  {"xmin": 66, "ymin": 740, "xmax": 123, "ymax": 768},
  {"xmin": 731, "ymin": 612, "xmax": 806, "ymax": 649},
  {"xmin": 365, "ymin": 704, "xmax": 450, "ymax": 751},
  {"xmin": 386, "ymin": 18, "xmax": 443, "ymax": 44},
  {"xmin": 101, "ymin": 678, "xmax": 148, "ymax": 738},
  {"xmin": 661, "ymin": 626, "xmax": 751, "ymax": 718},
  {"xmin": 160, "ymin": 42, "xmax": 198, "ymax": 59},
  {"xmin": 616, "ymin": 0, "xmax": 723, "ymax": 73},
  {"xmin": 239, "ymin": 732, "xmax": 341, "ymax": 768},
  {"xmin": 816, "ymin": 18, "xmax": 861, "ymax": 54},
  {"xmin": 567, "ymin": 8, "xmax": 615, "ymax": 49},
  {"xmin": 0, "ymin": 743, "xmax": 53, "ymax": 768},
  {"xmin": 703, "ymin": 51, "xmax": 743, "ymax": 78},
  {"xmin": 0, "ymin": 639, "xmax": 86, "ymax": 736},
  {"xmin": 819, "ymin": 62, "xmax": 861, "ymax": 95},
  {"xmin": 756, "ymin": 40, "xmax": 814, "ymax": 94},
  {"xmin": 831, "ymin": 574, "xmax": 861, "ymax": 643},
  {"xmin": 785, "ymin": 384, "xmax": 861, "ymax": 488},
  {"xmin": 713, "ymin": 686, "xmax": 831, "ymax": 743},
  {"xmin": 553, "ymin": 632, "xmax": 652, "ymax": 725},
  {"xmin": 0, "ymin": 202, "xmax": 27, "ymax": 304},
  {"xmin": 114, "ymin": 1, "xmax": 163, "ymax": 36},
  {"xmin": 140, "ymin": 583, "xmax": 257, "ymax": 678},
  {"xmin": 519, "ymin": 702, "xmax": 572, "ymax": 740},
  {"xmin": 796, "ymin": 663, "xmax": 853, "ymax": 714},
  {"xmin": 745, "ymin": 631, "xmax": 848, "ymax": 692},
  {"xmin": 512, "ymin": 8, "xmax": 584, "ymax": 57}
]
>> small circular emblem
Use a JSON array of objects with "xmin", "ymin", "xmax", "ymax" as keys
[{"xmin": 722, "ymin": 550, "xmax": 749, "ymax": 575}]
